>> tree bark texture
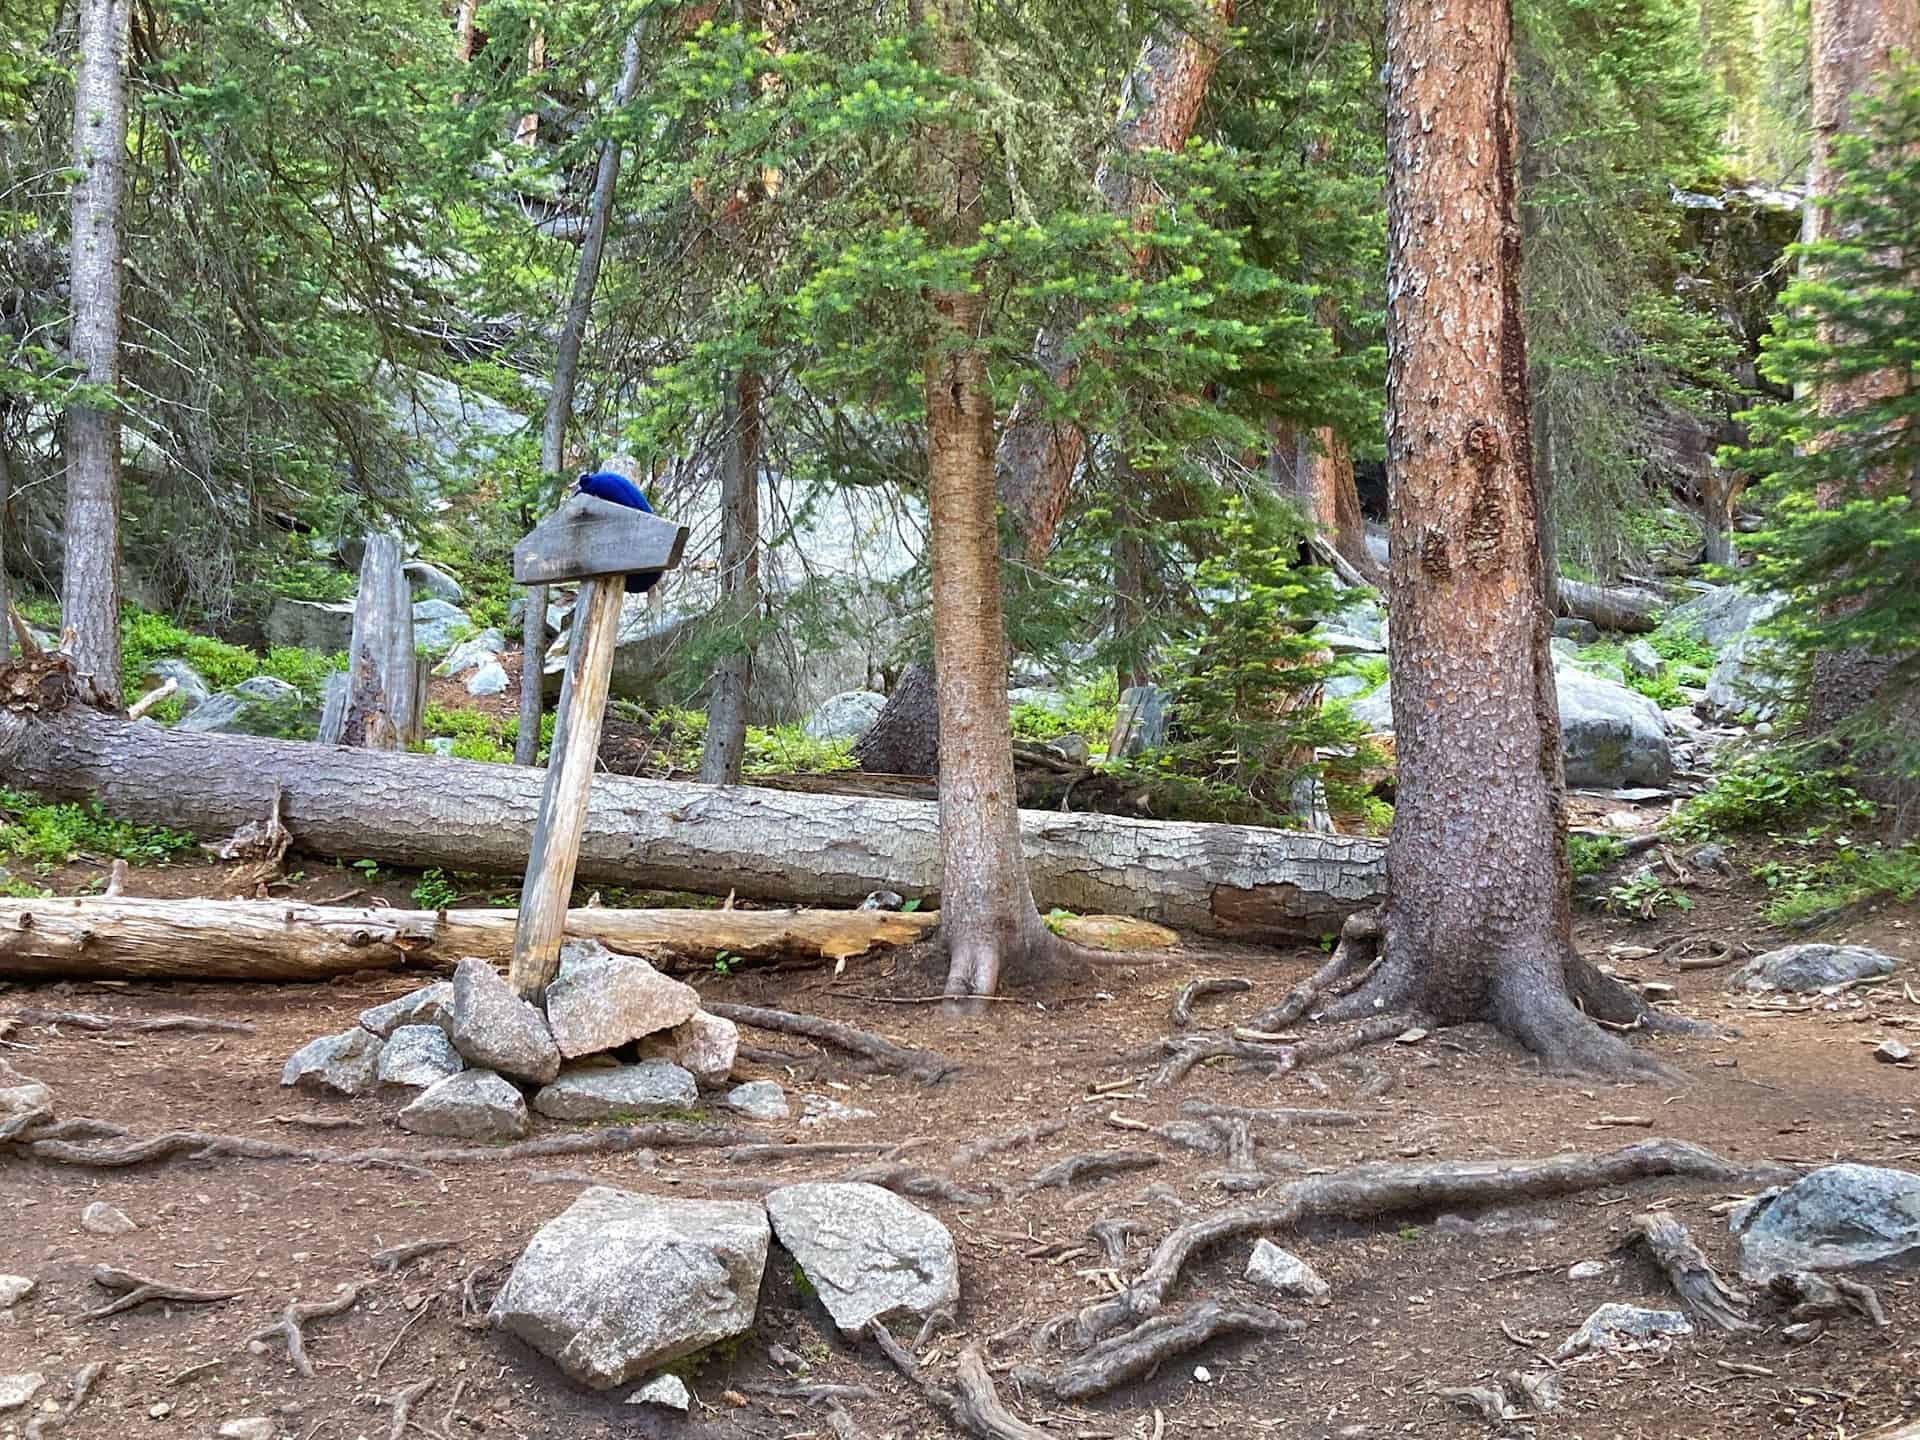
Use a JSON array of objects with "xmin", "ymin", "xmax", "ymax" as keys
[
  {"xmin": 995, "ymin": 1, "xmax": 1236, "ymax": 563},
  {"xmin": 852, "ymin": 661, "xmax": 941, "ymax": 776},
  {"xmin": 0, "ymin": 896, "xmax": 938, "ymax": 981},
  {"xmin": 1361, "ymin": 0, "xmax": 1633, "ymax": 1070},
  {"xmin": 1806, "ymin": 0, "xmax": 1918, "ymax": 735},
  {"xmin": 322, "ymin": 534, "xmax": 420, "ymax": 750},
  {"xmin": 1553, "ymin": 577, "xmax": 1664, "ymax": 633},
  {"xmin": 0, "ymin": 698, "xmax": 1385, "ymax": 938},
  {"xmin": 700, "ymin": 369, "xmax": 762, "ymax": 784},
  {"xmin": 518, "ymin": 25, "xmax": 645, "ymax": 767},
  {"xmin": 1301, "ymin": 427, "xmax": 1385, "ymax": 587},
  {"xmin": 921, "ymin": 0, "xmax": 1056, "ymax": 996},
  {"xmin": 62, "ymin": 0, "xmax": 131, "ymax": 709},
  {"xmin": 0, "ymin": 441, "xmax": 12, "ymax": 664}
]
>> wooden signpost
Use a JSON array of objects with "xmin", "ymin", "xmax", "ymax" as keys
[{"xmin": 507, "ymin": 463, "xmax": 689, "ymax": 998}]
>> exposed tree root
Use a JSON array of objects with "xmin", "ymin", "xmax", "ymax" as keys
[
  {"xmin": 1180, "ymin": 1101, "xmax": 1362, "ymax": 1129},
  {"xmin": 9, "ymin": 1008, "xmax": 253, "ymax": 1035},
  {"xmin": 0, "ymin": 1106, "xmax": 51, "ymax": 1142},
  {"xmin": 387, "ymin": 1376, "xmax": 436, "ymax": 1440},
  {"xmin": 82, "ymin": 1265, "xmax": 244, "ymax": 1320},
  {"xmin": 1088, "ymin": 1219, "xmax": 1144, "ymax": 1265},
  {"xmin": 706, "ymin": 1002, "xmax": 958, "ymax": 1083},
  {"xmin": 22, "ymin": 1360, "xmax": 106, "ymax": 1440},
  {"xmin": 1770, "ymin": 1271, "xmax": 1889, "ymax": 1329},
  {"xmin": 868, "ymin": 1323, "xmax": 1050, "ymax": 1440},
  {"xmin": 1628, "ymin": 1212, "xmax": 1755, "ymax": 1331},
  {"xmin": 840, "ymin": 1161, "xmax": 993, "ymax": 1206},
  {"xmin": 741, "ymin": 1381, "xmax": 885, "ymax": 1406},
  {"xmin": 1156, "ymin": 1013, "xmax": 1414, "ymax": 1087},
  {"xmin": 247, "ymin": 1284, "xmax": 364, "ymax": 1377},
  {"xmin": 946, "ymin": 1117, "xmax": 1070, "ymax": 1171},
  {"xmin": 372, "ymin": 1239, "xmax": 459, "ymax": 1273},
  {"xmin": 1170, "ymin": 978, "xmax": 1251, "ymax": 1029},
  {"xmin": 1022, "ymin": 1149, "xmax": 1161, "ymax": 1192},
  {"xmin": 1248, "ymin": 909, "xmax": 1382, "ymax": 1031},
  {"xmin": 1030, "ymin": 1302, "xmax": 1301, "ymax": 1400},
  {"xmin": 724, "ymin": 1141, "xmax": 896, "ymax": 1164},
  {"xmin": 1069, "ymin": 1140, "xmax": 1788, "ymax": 1346}
]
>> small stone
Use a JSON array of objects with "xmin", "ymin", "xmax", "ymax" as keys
[
  {"xmin": 148, "ymin": 1400, "xmax": 173, "ymax": 1418},
  {"xmin": 359, "ymin": 982, "xmax": 455, "ymax": 1039},
  {"xmin": 1640, "ymin": 982, "xmax": 1678, "ymax": 1001},
  {"xmin": 1554, "ymin": 1303, "xmax": 1692, "ymax": 1359},
  {"xmin": 398, "ymin": 1070, "xmax": 530, "ymax": 1140},
  {"xmin": 81, "ymin": 1201, "xmax": 137, "ymax": 1235},
  {"xmin": 1394, "ymin": 1027, "xmax": 1429, "ymax": 1045},
  {"xmin": 378, "ymin": 1025, "xmax": 466, "ymax": 1090},
  {"xmin": 799, "ymin": 1094, "xmax": 876, "ymax": 1127},
  {"xmin": 0, "ymin": 1276, "xmax": 33, "ymax": 1309},
  {"xmin": 1782, "ymin": 1320, "xmax": 1823, "ymax": 1344},
  {"xmin": 637, "ymin": 1012, "xmax": 739, "ymax": 1087},
  {"xmin": 1727, "ymin": 943, "xmax": 1898, "ymax": 995},
  {"xmin": 0, "ymin": 1072, "xmax": 52, "ymax": 1118},
  {"xmin": 1875, "ymin": 1040, "xmax": 1913, "ymax": 1064},
  {"xmin": 531, "ymin": 1062, "xmax": 699, "ymax": 1121},
  {"xmin": 1192, "ymin": 1365, "xmax": 1213, "ymax": 1384},
  {"xmin": 858, "ymin": 890, "xmax": 904, "ymax": 911},
  {"xmin": 449, "ymin": 957, "xmax": 560, "ymax": 1084},
  {"xmin": 280, "ymin": 1027, "xmax": 384, "ymax": 1096},
  {"xmin": 1566, "ymin": 1260, "xmax": 1608, "ymax": 1281},
  {"xmin": 626, "ymin": 1374, "xmax": 691, "ymax": 1411},
  {"xmin": 1623, "ymin": 639, "xmax": 1665, "ymax": 679},
  {"xmin": 545, "ymin": 952, "xmax": 701, "ymax": 1060},
  {"xmin": 726, "ymin": 1080, "xmax": 790, "ymax": 1121},
  {"xmin": 217, "ymin": 1421, "xmax": 275, "ymax": 1440},
  {"xmin": 0, "ymin": 1373, "xmax": 45, "ymax": 1412},
  {"xmin": 1245, "ymin": 1240, "xmax": 1332, "ymax": 1305}
]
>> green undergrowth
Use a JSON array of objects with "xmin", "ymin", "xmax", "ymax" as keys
[
  {"xmin": 0, "ymin": 788, "xmax": 197, "ymax": 870},
  {"xmin": 1753, "ymin": 837, "xmax": 1920, "ymax": 928},
  {"xmin": 1670, "ymin": 747, "xmax": 1876, "ymax": 841}
]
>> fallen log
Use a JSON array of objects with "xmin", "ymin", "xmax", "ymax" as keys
[
  {"xmin": 0, "ymin": 896, "xmax": 938, "ymax": 981},
  {"xmin": 1555, "ymin": 578, "xmax": 1666, "ymax": 634},
  {"xmin": 0, "ymin": 699, "xmax": 1385, "ymax": 937}
]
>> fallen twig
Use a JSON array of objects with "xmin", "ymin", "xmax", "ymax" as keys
[
  {"xmin": 373, "ymin": 1296, "xmax": 434, "ymax": 1378},
  {"xmin": 1627, "ymin": 1212, "xmax": 1755, "ymax": 1331},
  {"xmin": 705, "ymin": 1002, "xmax": 957, "ymax": 1083},
  {"xmin": 247, "ymin": 1284, "xmax": 364, "ymax": 1378},
  {"xmin": 1032, "ymin": 1302, "xmax": 1301, "ymax": 1400},
  {"xmin": 82, "ymin": 1265, "xmax": 244, "ymax": 1320},
  {"xmin": 372, "ymin": 1239, "xmax": 459, "ymax": 1274},
  {"xmin": 11, "ymin": 1008, "xmax": 253, "ymax": 1035},
  {"xmin": 1180, "ymin": 1101, "xmax": 1362, "ymax": 1129},
  {"xmin": 740, "ymin": 1381, "xmax": 884, "ymax": 1407},
  {"xmin": 386, "ymin": 1376, "xmax": 435, "ymax": 1440},
  {"xmin": 1170, "ymin": 977, "xmax": 1251, "ymax": 1029}
]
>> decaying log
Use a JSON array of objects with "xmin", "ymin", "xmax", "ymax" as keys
[
  {"xmin": 0, "ymin": 896, "xmax": 939, "ymax": 980},
  {"xmin": 1555, "ymin": 577, "xmax": 1665, "ymax": 634},
  {"xmin": 0, "ymin": 699, "xmax": 1386, "ymax": 937},
  {"xmin": 1627, "ymin": 1211, "xmax": 1755, "ymax": 1331},
  {"xmin": 322, "ymin": 534, "xmax": 422, "ymax": 750}
]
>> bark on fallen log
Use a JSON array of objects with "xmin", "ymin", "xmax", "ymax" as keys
[
  {"xmin": 1555, "ymin": 578, "xmax": 1666, "ymax": 634},
  {"xmin": 0, "ymin": 896, "xmax": 938, "ymax": 981},
  {"xmin": 0, "ymin": 700, "xmax": 1385, "ymax": 937}
]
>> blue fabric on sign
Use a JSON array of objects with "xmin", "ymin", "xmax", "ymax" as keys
[{"xmin": 574, "ymin": 471, "xmax": 662, "ymax": 593}]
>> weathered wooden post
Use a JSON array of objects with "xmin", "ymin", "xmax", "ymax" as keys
[{"xmin": 507, "ymin": 463, "xmax": 688, "ymax": 998}]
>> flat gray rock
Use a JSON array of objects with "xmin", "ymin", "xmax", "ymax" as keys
[
  {"xmin": 450, "ymin": 957, "xmax": 560, "ymax": 1084},
  {"xmin": 637, "ymin": 1012, "xmax": 739, "ymax": 1087},
  {"xmin": 0, "ymin": 1276, "xmax": 33, "ymax": 1309},
  {"xmin": 0, "ymin": 1373, "xmax": 46, "ymax": 1412},
  {"xmin": 1732, "ymin": 1164, "xmax": 1920, "ymax": 1281},
  {"xmin": 531, "ymin": 1062, "xmax": 699, "ymax": 1121},
  {"xmin": 466, "ymin": 661, "xmax": 510, "ymax": 697},
  {"xmin": 0, "ymin": 1069, "xmax": 51, "ymax": 1117},
  {"xmin": 803, "ymin": 690, "xmax": 887, "ymax": 742},
  {"xmin": 1727, "ymin": 944, "xmax": 1898, "ymax": 994},
  {"xmin": 727, "ymin": 1080, "xmax": 790, "ymax": 1121},
  {"xmin": 544, "ymin": 953, "xmax": 700, "ymax": 1060},
  {"xmin": 1245, "ymin": 1240, "xmax": 1331, "ymax": 1304},
  {"xmin": 281, "ymin": 1027, "xmax": 384, "ymax": 1096},
  {"xmin": 766, "ymin": 1181, "xmax": 959, "ymax": 1336},
  {"xmin": 626, "ymin": 1374, "xmax": 691, "ymax": 1411},
  {"xmin": 1554, "ymin": 1303, "xmax": 1692, "ymax": 1359},
  {"xmin": 360, "ymin": 982, "xmax": 455, "ymax": 1039},
  {"xmin": 378, "ymin": 1025, "xmax": 465, "ymax": 1090},
  {"xmin": 81, "ymin": 1202, "xmax": 136, "ymax": 1236},
  {"xmin": 398, "ymin": 1069, "xmax": 529, "ymax": 1140},
  {"xmin": 490, "ymin": 1187, "xmax": 770, "ymax": 1389},
  {"xmin": 216, "ymin": 1420, "xmax": 276, "ymax": 1440},
  {"xmin": 434, "ymin": 629, "xmax": 506, "ymax": 679}
]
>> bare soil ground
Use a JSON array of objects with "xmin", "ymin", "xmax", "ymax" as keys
[{"xmin": 2, "ymin": 853, "xmax": 1917, "ymax": 1440}]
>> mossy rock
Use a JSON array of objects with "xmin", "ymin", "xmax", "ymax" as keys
[{"xmin": 1054, "ymin": 914, "xmax": 1179, "ymax": 952}]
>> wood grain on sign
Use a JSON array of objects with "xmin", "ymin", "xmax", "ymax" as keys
[{"xmin": 512, "ymin": 492, "xmax": 689, "ymax": 586}]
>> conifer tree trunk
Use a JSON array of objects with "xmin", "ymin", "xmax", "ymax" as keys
[
  {"xmin": 0, "ymin": 442, "xmax": 13, "ymax": 663},
  {"xmin": 1805, "ymin": 0, "xmax": 1917, "ymax": 734},
  {"xmin": 517, "ymin": 27, "xmax": 644, "ymax": 767},
  {"xmin": 920, "ymin": 0, "xmax": 1056, "ymax": 998},
  {"xmin": 62, "ymin": 0, "xmax": 130, "ymax": 708},
  {"xmin": 996, "ymin": 0, "xmax": 1236, "ymax": 563},
  {"xmin": 1327, "ymin": 0, "xmax": 1652, "ymax": 1073},
  {"xmin": 700, "ymin": 369, "xmax": 761, "ymax": 784}
]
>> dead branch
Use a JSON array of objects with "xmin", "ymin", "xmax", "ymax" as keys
[
  {"xmin": 1022, "ymin": 1149, "xmax": 1162, "ymax": 1193},
  {"xmin": 1769, "ymin": 1271, "xmax": 1889, "ymax": 1328},
  {"xmin": 373, "ymin": 1239, "xmax": 459, "ymax": 1273},
  {"xmin": 82, "ymin": 1265, "xmax": 244, "ymax": 1320},
  {"xmin": 946, "ymin": 1117, "xmax": 1070, "ymax": 1172},
  {"xmin": 1170, "ymin": 977, "xmax": 1251, "ymax": 1029},
  {"xmin": 723, "ymin": 1141, "xmax": 896, "ymax": 1164},
  {"xmin": 705, "ymin": 1002, "xmax": 957, "ymax": 1083},
  {"xmin": 1180, "ymin": 1101, "xmax": 1362, "ymax": 1129},
  {"xmin": 1248, "ymin": 909, "xmax": 1383, "ymax": 1031},
  {"xmin": 740, "ymin": 1382, "xmax": 884, "ymax": 1406},
  {"xmin": 387, "ymin": 1376, "xmax": 436, "ymax": 1440},
  {"xmin": 247, "ymin": 1284, "xmax": 364, "ymax": 1377},
  {"xmin": 1627, "ymin": 1212, "xmax": 1755, "ymax": 1331},
  {"xmin": 1156, "ymin": 1013, "xmax": 1413, "ymax": 1087},
  {"xmin": 1070, "ymin": 1139, "xmax": 1788, "ymax": 1346},
  {"xmin": 373, "ymin": 1296, "xmax": 435, "ymax": 1378},
  {"xmin": 1034, "ymin": 1302, "xmax": 1301, "ymax": 1401},
  {"xmin": 868, "ymin": 1324, "xmax": 1050, "ymax": 1440},
  {"xmin": 22, "ymin": 1360, "xmax": 106, "ymax": 1440},
  {"xmin": 10, "ymin": 1008, "xmax": 254, "ymax": 1035},
  {"xmin": 839, "ymin": 1160, "xmax": 993, "ymax": 1206},
  {"xmin": 1088, "ymin": 1219, "xmax": 1144, "ymax": 1265}
]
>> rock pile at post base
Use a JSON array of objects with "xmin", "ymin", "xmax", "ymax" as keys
[{"xmin": 278, "ymin": 941, "xmax": 748, "ymax": 1139}]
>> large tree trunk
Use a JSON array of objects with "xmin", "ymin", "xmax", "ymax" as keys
[
  {"xmin": 921, "ymin": 0, "xmax": 1057, "ymax": 997},
  {"xmin": 518, "ymin": 26, "xmax": 645, "ymax": 767},
  {"xmin": 1335, "ymin": 0, "xmax": 1648, "ymax": 1073},
  {"xmin": 0, "ymin": 441, "xmax": 12, "ymax": 664},
  {"xmin": 321, "ymin": 534, "xmax": 421, "ymax": 750},
  {"xmin": 0, "ymin": 697, "xmax": 1384, "ymax": 936},
  {"xmin": 1301, "ymin": 428, "xmax": 1386, "ymax": 588},
  {"xmin": 701, "ymin": 369, "xmax": 762, "ymax": 784},
  {"xmin": 852, "ymin": 661, "xmax": 941, "ymax": 776},
  {"xmin": 62, "ymin": 0, "xmax": 131, "ymax": 709},
  {"xmin": 996, "ymin": 0, "xmax": 1236, "ymax": 564},
  {"xmin": 0, "ymin": 897, "xmax": 938, "ymax": 981},
  {"xmin": 1805, "ymin": 0, "xmax": 1918, "ymax": 737}
]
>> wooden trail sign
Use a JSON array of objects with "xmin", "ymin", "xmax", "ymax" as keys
[{"xmin": 508, "ymin": 468, "xmax": 689, "ymax": 998}]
